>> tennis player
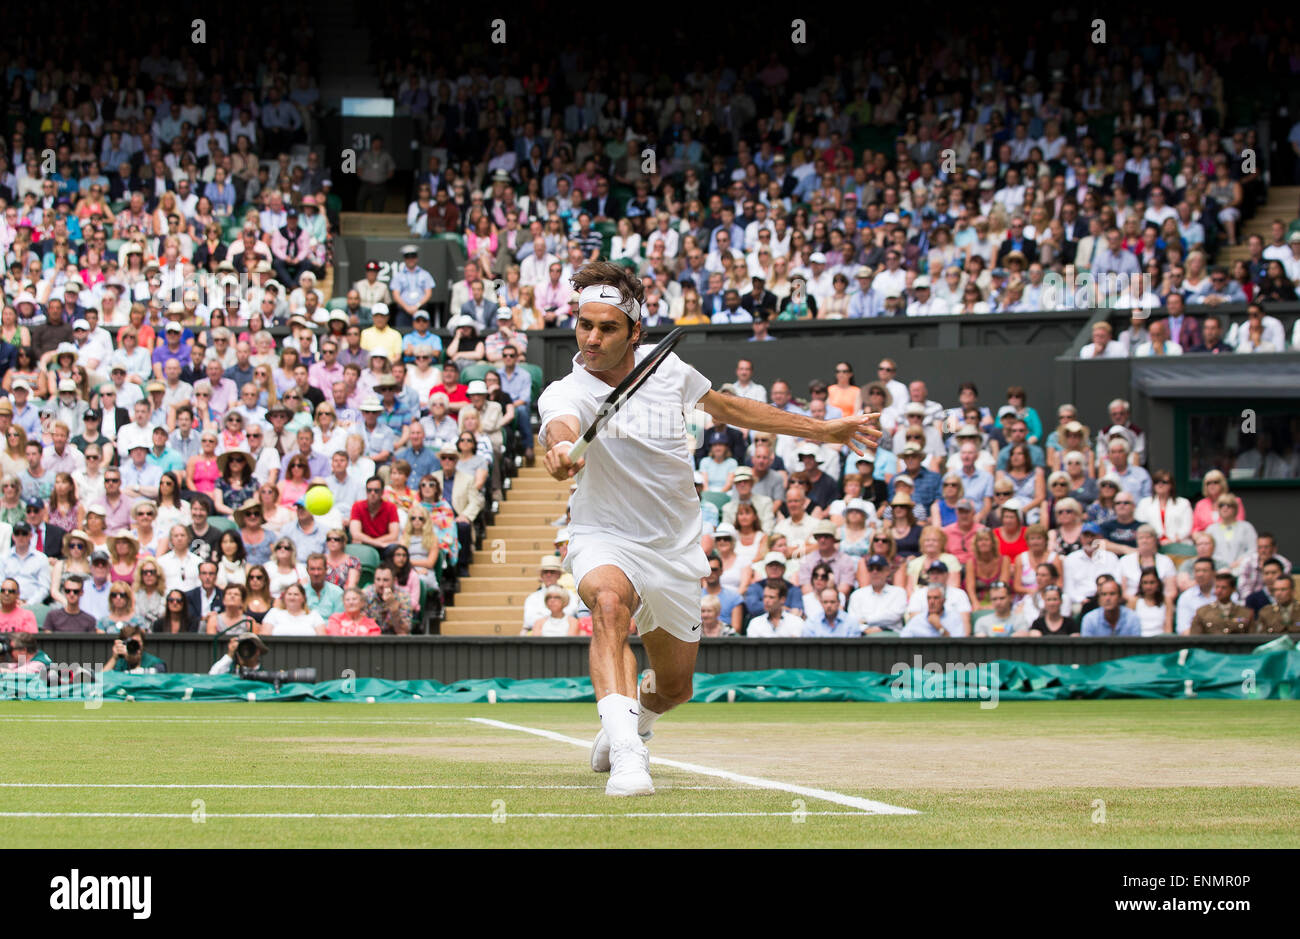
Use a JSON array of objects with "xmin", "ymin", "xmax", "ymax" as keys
[{"xmin": 539, "ymin": 262, "xmax": 881, "ymax": 796}]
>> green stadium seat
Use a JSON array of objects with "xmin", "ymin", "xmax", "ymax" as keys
[
  {"xmin": 33, "ymin": 604, "xmax": 50, "ymax": 630},
  {"xmin": 207, "ymin": 517, "xmax": 238, "ymax": 535},
  {"xmin": 459, "ymin": 362, "xmax": 493, "ymax": 383},
  {"xmin": 701, "ymin": 491, "xmax": 730, "ymax": 513},
  {"xmin": 345, "ymin": 544, "xmax": 381, "ymax": 587},
  {"xmin": 1160, "ymin": 542, "xmax": 1195, "ymax": 556},
  {"xmin": 969, "ymin": 609, "xmax": 993, "ymax": 632},
  {"xmin": 106, "ymin": 238, "xmax": 124, "ymax": 255},
  {"xmin": 431, "ymin": 232, "xmax": 466, "ymax": 251},
  {"xmin": 519, "ymin": 362, "xmax": 543, "ymax": 404},
  {"xmin": 327, "ymin": 297, "xmax": 350, "ymax": 311}
]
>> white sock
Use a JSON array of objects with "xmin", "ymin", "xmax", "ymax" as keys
[
  {"xmin": 637, "ymin": 687, "xmax": 663, "ymax": 738},
  {"xmin": 596, "ymin": 693, "xmax": 640, "ymax": 747}
]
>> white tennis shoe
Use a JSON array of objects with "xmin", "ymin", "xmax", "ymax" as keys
[
  {"xmin": 605, "ymin": 739, "xmax": 654, "ymax": 796},
  {"xmin": 591, "ymin": 674, "xmax": 657, "ymax": 772},
  {"xmin": 590, "ymin": 728, "xmax": 612, "ymax": 772},
  {"xmin": 591, "ymin": 726, "xmax": 655, "ymax": 772}
]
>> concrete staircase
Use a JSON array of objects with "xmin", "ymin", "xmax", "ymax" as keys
[
  {"xmin": 439, "ymin": 462, "xmax": 572, "ymax": 635},
  {"xmin": 340, "ymin": 212, "xmax": 411, "ymax": 238},
  {"xmin": 1218, "ymin": 185, "xmax": 1300, "ymax": 264}
]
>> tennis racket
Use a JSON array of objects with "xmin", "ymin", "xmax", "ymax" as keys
[{"xmin": 567, "ymin": 326, "xmax": 686, "ymax": 463}]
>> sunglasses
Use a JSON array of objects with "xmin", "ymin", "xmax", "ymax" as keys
[
  {"xmin": 326, "ymin": 535, "xmax": 344, "ymax": 542},
  {"xmin": 168, "ymin": 597, "xmax": 183, "ymax": 604},
  {"xmin": 249, "ymin": 573, "xmax": 266, "ymax": 580}
]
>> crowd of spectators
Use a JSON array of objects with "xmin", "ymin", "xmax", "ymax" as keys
[
  {"xmin": 370, "ymin": 12, "xmax": 1300, "ymax": 350},
  {"xmin": 0, "ymin": 11, "xmax": 338, "ymax": 360},
  {"xmin": 0, "ymin": 264, "xmax": 527, "ymax": 639},
  {"xmin": 4, "ymin": 10, "xmax": 1298, "ymax": 658},
  {"xmin": 0, "ymin": 15, "xmax": 538, "ymax": 647},
  {"xmin": 677, "ymin": 358, "xmax": 1296, "ymax": 638}
]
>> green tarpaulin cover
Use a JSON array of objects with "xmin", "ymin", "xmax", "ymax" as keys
[{"xmin": 4, "ymin": 645, "xmax": 1296, "ymax": 703}]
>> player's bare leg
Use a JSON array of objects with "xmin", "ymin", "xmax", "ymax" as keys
[
  {"xmin": 579, "ymin": 565, "xmax": 654, "ymax": 795},
  {"xmin": 636, "ymin": 627, "xmax": 700, "ymax": 735},
  {"xmin": 580, "ymin": 565, "xmax": 639, "ymax": 699}
]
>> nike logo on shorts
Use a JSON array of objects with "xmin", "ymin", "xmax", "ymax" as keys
[{"xmin": 691, "ymin": 622, "xmax": 700, "ymax": 631}]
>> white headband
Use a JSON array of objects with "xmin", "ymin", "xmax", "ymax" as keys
[{"xmin": 576, "ymin": 284, "xmax": 639, "ymax": 321}]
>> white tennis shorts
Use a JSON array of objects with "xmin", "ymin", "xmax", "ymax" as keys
[{"xmin": 565, "ymin": 532, "xmax": 710, "ymax": 643}]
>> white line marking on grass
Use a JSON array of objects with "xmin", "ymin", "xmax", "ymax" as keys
[
  {"xmin": 0, "ymin": 811, "xmax": 871, "ymax": 820},
  {"xmin": 0, "ymin": 782, "xmax": 739, "ymax": 791},
  {"xmin": 0, "ymin": 717, "xmax": 462, "ymax": 725},
  {"xmin": 467, "ymin": 717, "xmax": 919, "ymax": 816}
]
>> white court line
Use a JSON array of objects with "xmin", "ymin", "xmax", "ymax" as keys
[
  {"xmin": 0, "ymin": 811, "xmax": 870, "ymax": 820},
  {"xmin": 0, "ymin": 782, "xmax": 740, "ymax": 791},
  {"xmin": 0, "ymin": 717, "xmax": 460, "ymax": 725},
  {"xmin": 467, "ymin": 717, "xmax": 919, "ymax": 816}
]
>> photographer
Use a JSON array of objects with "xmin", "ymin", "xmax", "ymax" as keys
[
  {"xmin": 0, "ymin": 632, "xmax": 52, "ymax": 676},
  {"xmin": 208, "ymin": 628, "xmax": 267, "ymax": 676},
  {"xmin": 103, "ymin": 624, "xmax": 167, "ymax": 674}
]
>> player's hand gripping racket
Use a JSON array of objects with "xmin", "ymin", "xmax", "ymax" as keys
[{"xmin": 567, "ymin": 327, "xmax": 686, "ymax": 464}]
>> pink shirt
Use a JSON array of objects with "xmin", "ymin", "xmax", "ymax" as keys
[
  {"xmin": 0, "ymin": 607, "xmax": 37, "ymax": 632},
  {"xmin": 536, "ymin": 279, "xmax": 569, "ymax": 312},
  {"xmin": 325, "ymin": 614, "xmax": 380, "ymax": 636},
  {"xmin": 308, "ymin": 361, "xmax": 344, "ymax": 394},
  {"xmin": 1192, "ymin": 496, "xmax": 1245, "ymax": 534}
]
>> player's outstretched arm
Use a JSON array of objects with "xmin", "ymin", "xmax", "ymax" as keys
[
  {"xmin": 541, "ymin": 415, "xmax": 585, "ymax": 481},
  {"xmin": 698, "ymin": 390, "xmax": 882, "ymax": 456}
]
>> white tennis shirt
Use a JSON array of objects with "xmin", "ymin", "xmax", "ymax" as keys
[{"xmin": 539, "ymin": 348, "xmax": 712, "ymax": 555}]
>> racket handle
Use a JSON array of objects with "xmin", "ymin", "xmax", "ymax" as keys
[{"xmin": 566, "ymin": 437, "xmax": 590, "ymax": 464}]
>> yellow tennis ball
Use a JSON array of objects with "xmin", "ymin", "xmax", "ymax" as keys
[{"xmin": 304, "ymin": 485, "xmax": 334, "ymax": 516}]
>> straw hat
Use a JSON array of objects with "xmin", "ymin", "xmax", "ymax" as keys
[
  {"xmin": 64, "ymin": 529, "xmax": 92, "ymax": 549},
  {"xmin": 217, "ymin": 449, "xmax": 253, "ymax": 475},
  {"xmin": 865, "ymin": 381, "xmax": 893, "ymax": 408},
  {"xmin": 108, "ymin": 530, "xmax": 140, "ymax": 554},
  {"xmin": 233, "ymin": 498, "xmax": 264, "ymax": 527}
]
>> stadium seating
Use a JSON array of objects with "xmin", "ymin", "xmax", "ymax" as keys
[
  {"xmin": 701, "ymin": 491, "xmax": 730, "ymax": 514},
  {"xmin": 345, "ymin": 544, "xmax": 381, "ymax": 587}
]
